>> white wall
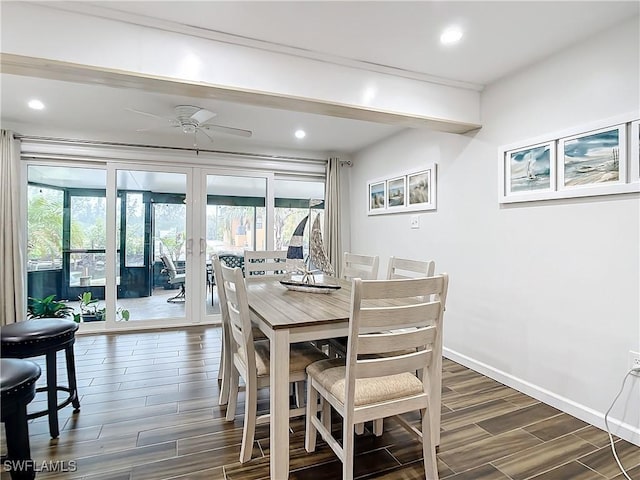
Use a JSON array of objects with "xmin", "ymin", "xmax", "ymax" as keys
[{"xmin": 348, "ymin": 16, "xmax": 640, "ymax": 444}]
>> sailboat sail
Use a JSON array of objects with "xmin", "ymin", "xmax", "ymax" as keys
[
  {"xmin": 286, "ymin": 215, "xmax": 308, "ymax": 274},
  {"xmin": 309, "ymin": 214, "xmax": 334, "ymax": 275},
  {"xmin": 286, "ymin": 215, "xmax": 307, "ymax": 260}
]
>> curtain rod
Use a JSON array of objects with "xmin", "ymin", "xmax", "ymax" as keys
[{"xmin": 14, "ymin": 134, "xmax": 327, "ymax": 164}]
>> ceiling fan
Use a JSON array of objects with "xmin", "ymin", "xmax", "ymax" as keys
[{"xmin": 126, "ymin": 105, "xmax": 252, "ymax": 145}]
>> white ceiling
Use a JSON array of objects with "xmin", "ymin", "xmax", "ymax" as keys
[{"xmin": 2, "ymin": 1, "xmax": 637, "ymax": 155}]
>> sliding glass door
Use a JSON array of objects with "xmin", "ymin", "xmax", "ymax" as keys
[
  {"xmin": 199, "ymin": 171, "xmax": 271, "ymax": 321},
  {"xmin": 26, "ymin": 161, "xmax": 323, "ymax": 330},
  {"xmin": 114, "ymin": 168, "xmax": 190, "ymax": 325}
]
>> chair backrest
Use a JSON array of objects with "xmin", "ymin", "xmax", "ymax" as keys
[
  {"xmin": 160, "ymin": 254, "xmax": 178, "ymax": 281},
  {"xmin": 386, "ymin": 256, "xmax": 435, "ymax": 280},
  {"xmin": 244, "ymin": 250, "xmax": 287, "ymax": 277},
  {"xmin": 212, "ymin": 254, "xmax": 232, "ymax": 376},
  {"xmin": 342, "ymin": 252, "xmax": 379, "ymax": 280},
  {"xmin": 212, "ymin": 254, "xmax": 231, "ymax": 335},
  {"xmin": 219, "ymin": 254, "xmax": 245, "ymax": 276},
  {"xmin": 345, "ymin": 274, "xmax": 449, "ymax": 408},
  {"xmin": 219, "ymin": 261, "xmax": 257, "ymax": 378}
]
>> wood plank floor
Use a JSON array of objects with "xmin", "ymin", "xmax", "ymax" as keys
[{"xmin": 2, "ymin": 326, "xmax": 638, "ymax": 480}]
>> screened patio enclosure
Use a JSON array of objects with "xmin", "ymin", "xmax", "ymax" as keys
[{"xmin": 26, "ymin": 163, "xmax": 325, "ymax": 326}]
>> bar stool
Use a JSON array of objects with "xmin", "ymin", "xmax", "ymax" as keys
[
  {"xmin": 1, "ymin": 319, "xmax": 81, "ymax": 438},
  {"xmin": 1, "ymin": 358, "xmax": 41, "ymax": 480}
]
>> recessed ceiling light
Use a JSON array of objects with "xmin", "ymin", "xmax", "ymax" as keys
[
  {"xmin": 295, "ymin": 129, "xmax": 306, "ymax": 139},
  {"xmin": 28, "ymin": 99, "xmax": 45, "ymax": 110},
  {"xmin": 440, "ymin": 26, "xmax": 463, "ymax": 45}
]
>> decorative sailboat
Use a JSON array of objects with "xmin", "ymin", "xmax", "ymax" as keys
[{"xmin": 283, "ymin": 200, "xmax": 336, "ymax": 288}]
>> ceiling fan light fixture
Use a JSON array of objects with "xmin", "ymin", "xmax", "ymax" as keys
[{"xmin": 182, "ymin": 123, "xmax": 197, "ymax": 134}]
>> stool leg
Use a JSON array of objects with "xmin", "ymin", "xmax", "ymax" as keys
[
  {"xmin": 45, "ymin": 350, "xmax": 59, "ymax": 438},
  {"xmin": 4, "ymin": 403, "xmax": 36, "ymax": 480},
  {"xmin": 65, "ymin": 346, "xmax": 81, "ymax": 411}
]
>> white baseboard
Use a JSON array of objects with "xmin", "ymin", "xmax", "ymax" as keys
[{"xmin": 444, "ymin": 347, "xmax": 640, "ymax": 447}]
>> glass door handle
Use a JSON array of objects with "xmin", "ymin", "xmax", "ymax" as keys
[
  {"xmin": 200, "ymin": 238, "xmax": 206, "ymax": 255},
  {"xmin": 186, "ymin": 238, "xmax": 193, "ymax": 255}
]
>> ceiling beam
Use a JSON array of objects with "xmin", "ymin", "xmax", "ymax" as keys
[{"xmin": 2, "ymin": 53, "xmax": 481, "ymax": 135}]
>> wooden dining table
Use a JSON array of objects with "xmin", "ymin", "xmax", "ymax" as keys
[{"xmin": 245, "ymin": 275, "xmax": 443, "ymax": 480}]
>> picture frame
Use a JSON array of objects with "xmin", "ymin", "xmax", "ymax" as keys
[
  {"xmin": 386, "ymin": 175, "xmax": 406, "ymax": 209},
  {"xmin": 558, "ymin": 124, "xmax": 626, "ymax": 191},
  {"xmin": 631, "ymin": 120, "xmax": 640, "ymax": 183},
  {"xmin": 406, "ymin": 166, "xmax": 436, "ymax": 212},
  {"xmin": 368, "ymin": 181, "xmax": 386, "ymax": 213},
  {"xmin": 367, "ymin": 163, "xmax": 437, "ymax": 215},
  {"xmin": 499, "ymin": 114, "xmax": 639, "ymax": 204},
  {"xmin": 504, "ymin": 141, "xmax": 556, "ymax": 199}
]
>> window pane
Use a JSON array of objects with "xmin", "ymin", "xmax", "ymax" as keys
[
  {"xmin": 125, "ymin": 193, "xmax": 145, "ymax": 267},
  {"xmin": 155, "ymin": 203, "xmax": 186, "ymax": 261},
  {"xmin": 27, "ymin": 185, "xmax": 63, "ymax": 271},
  {"xmin": 70, "ymin": 196, "xmax": 106, "ymax": 250},
  {"xmin": 206, "ymin": 175, "xmax": 266, "ymax": 257},
  {"xmin": 70, "ymin": 252, "xmax": 107, "ymax": 286}
]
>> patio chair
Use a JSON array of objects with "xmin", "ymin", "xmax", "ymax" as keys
[{"xmin": 159, "ymin": 255, "xmax": 186, "ymax": 303}]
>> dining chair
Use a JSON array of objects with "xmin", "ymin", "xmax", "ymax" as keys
[
  {"xmin": 159, "ymin": 255, "xmax": 186, "ymax": 303},
  {"xmin": 327, "ymin": 252, "xmax": 380, "ymax": 358},
  {"xmin": 244, "ymin": 249, "xmax": 287, "ymax": 277},
  {"xmin": 209, "ymin": 254, "xmax": 245, "ymax": 307},
  {"xmin": 363, "ymin": 256, "xmax": 437, "ymax": 435},
  {"xmin": 342, "ymin": 252, "xmax": 380, "ymax": 281},
  {"xmin": 387, "ymin": 256, "xmax": 435, "ymax": 279},
  {"xmin": 212, "ymin": 255, "xmax": 233, "ymax": 406},
  {"xmin": 305, "ymin": 274, "xmax": 448, "ymax": 480},
  {"xmin": 212, "ymin": 253, "xmax": 271, "ymax": 405},
  {"xmin": 219, "ymin": 262, "xmax": 328, "ymax": 463}
]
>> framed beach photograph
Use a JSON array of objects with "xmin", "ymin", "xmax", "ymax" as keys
[
  {"xmin": 558, "ymin": 124, "xmax": 626, "ymax": 190},
  {"xmin": 368, "ymin": 181, "xmax": 386, "ymax": 213},
  {"xmin": 406, "ymin": 164, "xmax": 436, "ymax": 212},
  {"xmin": 386, "ymin": 176, "xmax": 406, "ymax": 209},
  {"xmin": 504, "ymin": 141, "xmax": 555, "ymax": 198},
  {"xmin": 367, "ymin": 164, "xmax": 437, "ymax": 215}
]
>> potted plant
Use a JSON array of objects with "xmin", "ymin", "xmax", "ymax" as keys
[
  {"xmin": 27, "ymin": 294, "xmax": 74, "ymax": 319},
  {"xmin": 77, "ymin": 291, "xmax": 102, "ymax": 322},
  {"xmin": 75, "ymin": 292, "xmax": 130, "ymax": 322}
]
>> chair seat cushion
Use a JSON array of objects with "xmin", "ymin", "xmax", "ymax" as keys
[
  {"xmin": 0, "ymin": 358, "xmax": 41, "ymax": 399},
  {"xmin": 240, "ymin": 341, "xmax": 327, "ymax": 377},
  {"xmin": 307, "ymin": 358, "xmax": 423, "ymax": 406}
]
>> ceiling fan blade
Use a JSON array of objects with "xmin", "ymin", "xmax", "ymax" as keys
[
  {"xmin": 200, "ymin": 124, "xmax": 253, "ymax": 138},
  {"xmin": 197, "ymin": 127, "xmax": 216, "ymax": 144},
  {"xmin": 135, "ymin": 125, "xmax": 176, "ymax": 132},
  {"xmin": 190, "ymin": 109, "xmax": 216, "ymax": 124},
  {"xmin": 125, "ymin": 108, "xmax": 174, "ymax": 122}
]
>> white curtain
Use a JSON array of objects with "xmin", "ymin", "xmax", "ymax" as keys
[
  {"xmin": 0, "ymin": 130, "xmax": 25, "ymax": 325},
  {"xmin": 324, "ymin": 157, "xmax": 342, "ymax": 277}
]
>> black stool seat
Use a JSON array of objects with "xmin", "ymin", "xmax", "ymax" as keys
[
  {"xmin": 1, "ymin": 319, "xmax": 80, "ymax": 439},
  {"xmin": 1, "ymin": 358, "xmax": 41, "ymax": 480},
  {"xmin": 1, "ymin": 319, "xmax": 78, "ymax": 357},
  {"xmin": 1, "ymin": 358, "xmax": 41, "ymax": 408}
]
